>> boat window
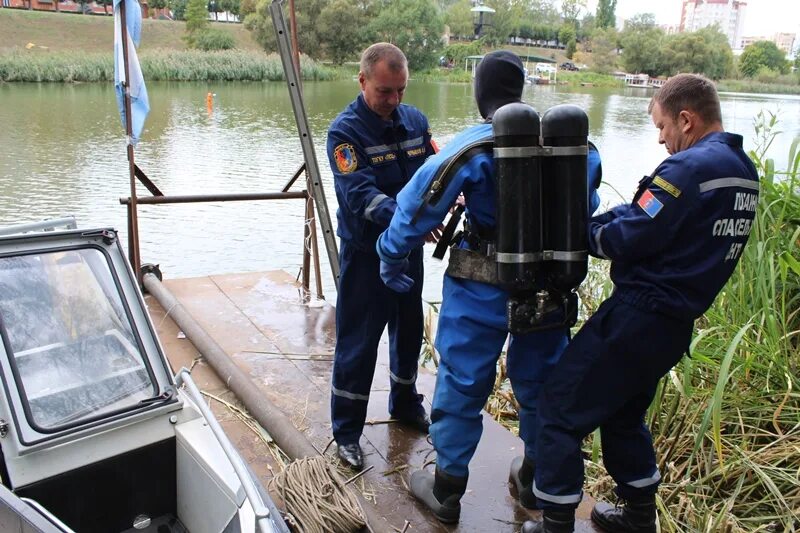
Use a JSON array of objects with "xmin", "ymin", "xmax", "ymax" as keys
[{"xmin": 0, "ymin": 248, "xmax": 155, "ymax": 431}]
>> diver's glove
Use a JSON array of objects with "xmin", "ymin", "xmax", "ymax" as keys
[
  {"xmin": 380, "ymin": 258, "xmax": 413, "ymax": 293},
  {"xmin": 376, "ymin": 237, "xmax": 413, "ymax": 293}
]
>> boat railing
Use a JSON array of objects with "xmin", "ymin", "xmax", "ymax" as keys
[
  {"xmin": 174, "ymin": 367, "xmax": 278, "ymax": 533},
  {"xmin": 19, "ymin": 497, "xmax": 76, "ymax": 533},
  {"xmin": 0, "ymin": 216, "xmax": 77, "ymax": 237}
]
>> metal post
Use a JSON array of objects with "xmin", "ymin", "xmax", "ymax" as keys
[
  {"xmin": 270, "ymin": 0, "xmax": 340, "ymax": 290},
  {"xmin": 119, "ymin": 0, "xmax": 142, "ymax": 286},
  {"xmin": 301, "ymin": 195, "xmax": 311, "ymax": 299}
]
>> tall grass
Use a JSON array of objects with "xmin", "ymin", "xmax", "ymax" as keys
[
  {"xmin": 0, "ymin": 48, "xmax": 335, "ymax": 82},
  {"xmin": 422, "ymin": 114, "xmax": 800, "ymax": 531}
]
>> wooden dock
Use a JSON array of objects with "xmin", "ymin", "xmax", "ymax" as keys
[{"xmin": 146, "ymin": 270, "xmax": 601, "ymax": 532}]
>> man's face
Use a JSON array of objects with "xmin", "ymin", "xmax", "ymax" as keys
[
  {"xmin": 359, "ymin": 60, "xmax": 407, "ymax": 121},
  {"xmin": 651, "ymin": 101, "xmax": 689, "ymax": 155}
]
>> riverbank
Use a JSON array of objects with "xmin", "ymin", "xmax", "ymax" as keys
[
  {"xmin": 0, "ymin": 48, "xmax": 335, "ymax": 82},
  {"xmin": 0, "ymin": 8, "xmax": 260, "ymax": 52}
]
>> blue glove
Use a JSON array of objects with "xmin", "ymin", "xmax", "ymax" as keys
[{"xmin": 380, "ymin": 258, "xmax": 414, "ymax": 293}]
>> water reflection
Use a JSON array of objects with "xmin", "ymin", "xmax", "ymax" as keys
[{"xmin": 1, "ymin": 81, "xmax": 798, "ymax": 302}]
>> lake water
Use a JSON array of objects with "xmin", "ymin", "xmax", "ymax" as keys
[{"xmin": 1, "ymin": 80, "xmax": 799, "ymax": 302}]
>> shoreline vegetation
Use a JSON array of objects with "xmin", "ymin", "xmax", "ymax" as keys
[
  {"xmin": 5, "ymin": 49, "xmax": 800, "ymax": 97},
  {"xmin": 2, "ymin": 10, "xmax": 800, "ymax": 94}
]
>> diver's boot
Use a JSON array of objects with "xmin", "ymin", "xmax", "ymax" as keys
[
  {"xmin": 336, "ymin": 442, "xmax": 363, "ymax": 470},
  {"xmin": 519, "ymin": 509, "xmax": 575, "ymax": 532},
  {"xmin": 590, "ymin": 495, "xmax": 657, "ymax": 533},
  {"xmin": 508, "ymin": 456, "xmax": 539, "ymax": 509},
  {"xmin": 409, "ymin": 467, "xmax": 468, "ymax": 524}
]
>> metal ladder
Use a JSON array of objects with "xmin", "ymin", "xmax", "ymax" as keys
[{"xmin": 269, "ymin": 1, "xmax": 340, "ymax": 289}]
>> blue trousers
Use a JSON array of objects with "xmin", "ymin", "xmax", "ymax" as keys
[
  {"xmin": 331, "ymin": 240, "xmax": 425, "ymax": 445},
  {"xmin": 430, "ymin": 274, "xmax": 568, "ymax": 478},
  {"xmin": 533, "ymin": 296, "xmax": 693, "ymax": 508}
]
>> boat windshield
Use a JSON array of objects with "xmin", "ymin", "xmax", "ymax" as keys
[{"xmin": 0, "ymin": 248, "xmax": 155, "ymax": 431}]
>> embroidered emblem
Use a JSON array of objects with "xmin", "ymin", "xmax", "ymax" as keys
[
  {"xmin": 334, "ymin": 143, "xmax": 357, "ymax": 174},
  {"xmin": 637, "ymin": 189, "xmax": 664, "ymax": 218},
  {"xmin": 653, "ymin": 176, "xmax": 681, "ymax": 198}
]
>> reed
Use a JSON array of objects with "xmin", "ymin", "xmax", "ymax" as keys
[
  {"xmin": 422, "ymin": 114, "xmax": 800, "ymax": 531},
  {"xmin": 0, "ymin": 48, "xmax": 335, "ymax": 83}
]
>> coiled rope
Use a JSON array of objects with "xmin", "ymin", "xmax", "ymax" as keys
[{"xmin": 272, "ymin": 456, "xmax": 367, "ymax": 533}]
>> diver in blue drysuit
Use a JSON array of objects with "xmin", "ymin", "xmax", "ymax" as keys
[
  {"xmin": 327, "ymin": 43, "xmax": 436, "ymax": 471},
  {"xmin": 375, "ymin": 51, "xmax": 602, "ymax": 524}
]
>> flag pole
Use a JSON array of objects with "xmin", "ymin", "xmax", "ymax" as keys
[{"xmin": 119, "ymin": 0, "xmax": 142, "ymax": 285}]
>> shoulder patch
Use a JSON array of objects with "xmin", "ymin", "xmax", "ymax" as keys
[
  {"xmin": 637, "ymin": 189, "xmax": 664, "ymax": 218},
  {"xmin": 334, "ymin": 143, "xmax": 357, "ymax": 174},
  {"xmin": 652, "ymin": 175, "xmax": 681, "ymax": 198}
]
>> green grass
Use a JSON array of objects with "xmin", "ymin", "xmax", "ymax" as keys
[
  {"xmin": 0, "ymin": 8, "xmax": 261, "ymax": 52},
  {"xmin": 717, "ymin": 78, "xmax": 800, "ymax": 95},
  {"xmin": 0, "ymin": 48, "xmax": 335, "ymax": 82}
]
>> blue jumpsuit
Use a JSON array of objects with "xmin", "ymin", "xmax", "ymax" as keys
[
  {"xmin": 327, "ymin": 94, "xmax": 435, "ymax": 446},
  {"xmin": 377, "ymin": 122, "xmax": 602, "ymax": 477},
  {"xmin": 532, "ymin": 132, "xmax": 760, "ymax": 508}
]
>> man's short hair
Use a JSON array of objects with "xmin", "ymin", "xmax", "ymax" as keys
[
  {"xmin": 360, "ymin": 43, "xmax": 407, "ymax": 78},
  {"xmin": 648, "ymin": 73, "xmax": 722, "ymax": 125}
]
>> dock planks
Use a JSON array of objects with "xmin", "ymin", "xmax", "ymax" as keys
[{"xmin": 146, "ymin": 270, "xmax": 601, "ymax": 532}]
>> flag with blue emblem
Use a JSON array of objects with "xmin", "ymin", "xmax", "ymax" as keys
[{"xmin": 114, "ymin": 0, "xmax": 149, "ymax": 146}]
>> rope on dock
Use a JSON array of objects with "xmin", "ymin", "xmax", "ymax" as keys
[{"xmin": 272, "ymin": 456, "xmax": 368, "ymax": 533}]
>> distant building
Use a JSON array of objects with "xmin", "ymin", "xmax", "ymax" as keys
[
  {"xmin": 739, "ymin": 33, "xmax": 796, "ymax": 55},
  {"xmin": 680, "ymin": 0, "xmax": 746, "ymax": 49},
  {"xmin": 773, "ymin": 32, "xmax": 796, "ymax": 54}
]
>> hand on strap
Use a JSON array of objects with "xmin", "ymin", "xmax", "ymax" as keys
[{"xmin": 380, "ymin": 258, "xmax": 413, "ymax": 293}]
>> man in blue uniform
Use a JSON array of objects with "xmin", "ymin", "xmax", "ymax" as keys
[
  {"xmin": 524, "ymin": 74, "xmax": 760, "ymax": 533},
  {"xmin": 326, "ymin": 43, "xmax": 436, "ymax": 470},
  {"xmin": 375, "ymin": 51, "xmax": 602, "ymax": 524}
]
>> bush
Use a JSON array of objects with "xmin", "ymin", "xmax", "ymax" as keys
[{"xmin": 194, "ymin": 29, "xmax": 236, "ymax": 51}]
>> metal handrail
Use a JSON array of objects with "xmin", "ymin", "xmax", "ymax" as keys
[
  {"xmin": 120, "ymin": 189, "xmax": 323, "ymax": 300},
  {"xmin": 0, "ymin": 217, "xmax": 77, "ymax": 237},
  {"xmin": 19, "ymin": 497, "xmax": 76, "ymax": 533},
  {"xmin": 174, "ymin": 368, "xmax": 277, "ymax": 533}
]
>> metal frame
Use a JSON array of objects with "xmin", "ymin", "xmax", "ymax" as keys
[{"xmin": 270, "ymin": 0, "xmax": 340, "ymax": 289}]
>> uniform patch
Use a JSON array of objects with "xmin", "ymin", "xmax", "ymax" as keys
[
  {"xmin": 637, "ymin": 189, "xmax": 664, "ymax": 218},
  {"xmin": 334, "ymin": 143, "xmax": 357, "ymax": 174},
  {"xmin": 653, "ymin": 176, "xmax": 681, "ymax": 198}
]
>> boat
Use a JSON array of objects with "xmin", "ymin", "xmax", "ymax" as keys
[{"xmin": 0, "ymin": 219, "xmax": 289, "ymax": 533}]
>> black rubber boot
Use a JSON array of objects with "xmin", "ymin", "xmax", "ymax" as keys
[
  {"xmin": 509, "ymin": 456, "xmax": 539, "ymax": 509},
  {"xmin": 520, "ymin": 509, "xmax": 575, "ymax": 532},
  {"xmin": 409, "ymin": 467, "xmax": 468, "ymax": 524},
  {"xmin": 590, "ymin": 495, "xmax": 657, "ymax": 533}
]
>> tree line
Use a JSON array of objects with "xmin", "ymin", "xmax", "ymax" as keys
[{"xmin": 170, "ymin": 0, "xmax": 799, "ymax": 81}]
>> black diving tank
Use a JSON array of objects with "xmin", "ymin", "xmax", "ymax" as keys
[
  {"xmin": 540, "ymin": 104, "xmax": 589, "ymax": 292},
  {"xmin": 492, "ymin": 102, "xmax": 543, "ymax": 291}
]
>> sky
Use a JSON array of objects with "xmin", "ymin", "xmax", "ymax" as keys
[{"xmin": 583, "ymin": 0, "xmax": 800, "ymax": 39}]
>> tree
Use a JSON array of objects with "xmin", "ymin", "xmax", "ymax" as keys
[
  {"xmin": 560, "ymin": 0, "xmax": 585, "ymax": 25},
  {"xmin": 588, "ymin": 27, "xmax": 618, "ymax": 73},
  {"xmin": 184, "ymin": 0, "xmax": 210, "ymax": 47},
  {"xmin": 445, "ymin": 0, "xmax": 473, "ymax": 40},
  {"xmin": 577, "ymin": 13, "xmax": 595, "ymax": 41},
  {"xmin": 624, "ymin": 13, "xmax": 656, "ymax": 32},
  {"xmin": 659, "ymin": 27, "xmax": 733, "ymax": 79},
  {"xmin": 365, "ymin": 0, "xmax": 445, "ymax": 70},
  {"xmin": 317, "ymin": 0, "xmax": 369, "ymax": 64},
  {"xmin": 595, "ymin": 0, "xmax": 616, "ymax": 29},
  {"xmin": 170, "ymin": 0, "xmax": 188, "ymax": 20},
  {"xmin": 482, "ymin": 0, "xmax": 522, "ymax": 47},
  {"xmin": 149, "ymin": 0, "xmax": 167, "ymax": 17},
  {"xmin": 619, "ymin": 18, "xmax": 663, "ymax": 75},
  {"xmin": 558, "ymin": 23, "xmax": 576, "ymax": 48},
  {"xmin": 739, "ymin": 40, "xmax": 790, "ymax": 77}
]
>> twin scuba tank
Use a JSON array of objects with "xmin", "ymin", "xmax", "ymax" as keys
[{"xmin": 492, "ymin": 102, "xmax": 589, "ymax": 334}]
